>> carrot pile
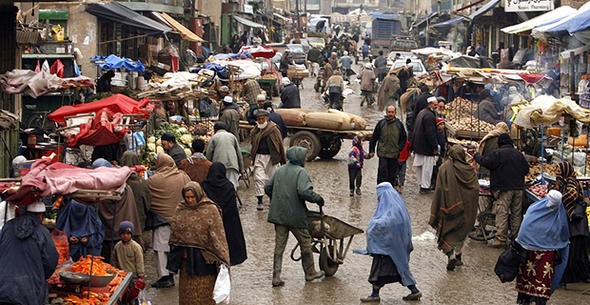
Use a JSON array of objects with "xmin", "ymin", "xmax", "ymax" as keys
[
  {"xmin": 64, "ymin": 291, "xmax": 110, "ymax": 305},
  {"xmin": 71, "ymin": 255, "xmax": 110, "ymax": 276}
]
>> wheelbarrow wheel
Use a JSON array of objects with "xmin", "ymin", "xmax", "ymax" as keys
[{"xmin": 319, "ymin": 245, "xmax": 339, "ymax": 277}]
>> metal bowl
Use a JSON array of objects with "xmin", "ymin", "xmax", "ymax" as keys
[{"xmin": 60, "ymin": 271, "xmax": 115, "ymax": 287}]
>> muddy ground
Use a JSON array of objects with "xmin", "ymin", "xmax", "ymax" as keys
[{"xmin": 141, "ymin": 64, "xmax": 590, "ymax": 305}]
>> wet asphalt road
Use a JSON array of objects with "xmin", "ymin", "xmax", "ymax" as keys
[{"xmin": 142, "ymin": 64, "xmax": 590, "ymax": 305}]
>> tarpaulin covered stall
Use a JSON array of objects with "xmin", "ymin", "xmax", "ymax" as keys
[
  {"xmin": 48, "ymin": 94, "xmax": 150, "ymax": 124},
  {"xmin": 5, "ymin": 158, "xmax": 132, "ymax": 206}
]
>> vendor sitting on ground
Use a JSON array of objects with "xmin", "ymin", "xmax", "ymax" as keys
[{"xmin": 161, "ymin": 132, "xmax": 187, "ymax": 167}]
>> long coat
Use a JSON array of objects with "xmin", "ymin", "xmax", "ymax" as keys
[{"xmin": 377, "ymin": 74, "xmax": 400, "ymax": 111}]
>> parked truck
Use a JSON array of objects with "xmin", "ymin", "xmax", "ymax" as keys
[{"xmin": 370, "ymin": 13, "xmax": 402, "ymax": 56}]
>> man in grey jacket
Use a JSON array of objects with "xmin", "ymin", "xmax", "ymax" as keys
[{"xmin": 206, "ymin": 121, "xmax": 244, "ymax": 190}]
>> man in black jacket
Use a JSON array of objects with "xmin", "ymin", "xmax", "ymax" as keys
[
  {"xmin": 369, "ymin": 105, "xmax": 407, "ymax": 187},
  {"xmin": 161, "ymin": 132, "xmax": 187, "ymax": 167},
  {"xmin": 0, "ymin": 201, "xmax": 58, "ymax": 305},
  {"xmin": 474, "ymin": 134, "xmax": 529, "ymax": 248},
  {"xmin": 412, "ymin": 96, "xmax": 438, "ymax": 194},
  {"xmin": 279, "ymin": 77, "xmax": 301, "ymax": 108}
]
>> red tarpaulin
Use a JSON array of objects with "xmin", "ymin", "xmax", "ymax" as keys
[
  {"xmin": 240, "ymin": 46, "xmax": 277, "ymax": 59},
  {"xmin": 48, "ymin": 94, "xmax": 151, "ymax": 124},
  {"xmin": 66, "ymin": 109, "xmax": 128, "ymax": 147},
  {"xmin": 518, "ymin": 73, "xmax": 551, "ymax": 84}
]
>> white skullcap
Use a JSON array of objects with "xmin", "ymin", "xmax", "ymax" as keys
[
  {"xmin": 343, "ymin": 51, "xmax": 348, "ymax": 56},
  {"xmin": 427, "ymin": 96, "xmax": 438, "ymax": 103},
  {"xmin": 26, "ymin": 201, "xmax": 46, "ymax": 213},
  {"xmin": 365, "ymin": 63, "xmax": 372, "ymax": 69},
  {"xmin": 282, "ymin": 77, "xmax": 291, "ymax": 86},
  {"xmin": 256, "ymin": 94, "xmax": 266, "ymax": 101},
  {"xmin": 223, "ymin": 95, "xmax": 233, "ymax": 104},
  {"xmin": 546, "ymin": 190, "xmax": 562, "ymax": 208}
]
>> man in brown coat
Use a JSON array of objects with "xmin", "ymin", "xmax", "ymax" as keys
[
  {"xmin": 378, "ymin": 71, "xmax": 401, "ymax": 111},
  {"xmin": 251, "ymin": 109, "xmax": 286, "ymax": 210}
]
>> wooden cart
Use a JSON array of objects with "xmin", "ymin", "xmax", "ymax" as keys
[{"xmin": 239, "ymin": 121, "xmax": 372, "ymax": 160}]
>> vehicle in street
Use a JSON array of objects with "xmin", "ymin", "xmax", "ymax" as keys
[
  {"xmin": 390, "ymin": 58, "xmax": 428, "ymax": 78},
  {"xmin": 387, "ymin": 51, "xmax": 417, "ymax": 69},
  {"xmin": 286, "ymin": 44, "xmax": 307, "ymax": 66},
  {"xmin": 370, "ymin": 13, "xmax": 402, "ymax": 56},
  {"xmin": 305, "ymin": 36, "xmax": 326, "ymax": 49}
]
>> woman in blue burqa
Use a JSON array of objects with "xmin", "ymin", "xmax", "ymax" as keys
[
  {"xmin": 514, "ymin": 190, "xmax": 570, "ymax": 305},
  {"xmin": 56, "ymin": 199, "xmax": 105, "ymax": 261},
  {"xmin": 360, "ymin": 182, "xmax": 421, "ymax": 302}
]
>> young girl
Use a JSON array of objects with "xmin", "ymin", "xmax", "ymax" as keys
[{"xmin": 348, "ymin": 136, "xmax": 367, "ymax": 196}]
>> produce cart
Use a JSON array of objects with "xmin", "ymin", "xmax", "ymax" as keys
[
  {"xmin": 290, "ymin": 207, "xmax": 364, "ymax": 276},
  {"xmin": 239, "ymin": 121, "xmax": 372, "ymax": 160}
]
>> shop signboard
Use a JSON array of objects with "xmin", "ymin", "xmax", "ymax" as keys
[{"xmin": 504, "ymin": 0, "xmax": 554, "ymax": 12}]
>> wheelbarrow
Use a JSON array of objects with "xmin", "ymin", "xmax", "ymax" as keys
[{"xmin": 290, "ymin": 207, "xmax": 364, "ymax": 276}]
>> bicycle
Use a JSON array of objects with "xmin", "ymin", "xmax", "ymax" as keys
[{"xmin": 468, "ymin": 182, "xmax": 497, "ymax": 242}]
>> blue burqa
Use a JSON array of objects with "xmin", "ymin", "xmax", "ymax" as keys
[
  {"xmin": 516, "ymin": 197, "xmax": 570, "ymax": 292},
  {"xmin": 366, "ymin": 182, "xmax": 416, "ymax": 286},
  {"xmin": 56, "ymin": 199, "xmax": 105, "ymax": 261}
]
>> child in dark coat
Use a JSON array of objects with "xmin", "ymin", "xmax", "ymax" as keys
[{"xmin": 348, "ymin": 136, "xmax": 368, "ymax": 196}]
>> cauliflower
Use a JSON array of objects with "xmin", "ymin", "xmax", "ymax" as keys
[
  {"xmin": 177, "ymin": 127, "xmax": 188, "ymax": 134},
  {"xmin": 156, "ymin": 146, "xmax": 164, "ymax": 154},
  {"xmin": 147, "ymin": 143, "xmax": 156, "ymax": 152},
  {"xmin": 180, "ymin": 134, "xmax": 193, "ymax": 146},
  {"xmin": 184, "ymin": 148, "xmax": 192, "ymax": 157},
  {"xmin": 156, "ymin": 139, "xmax": 162, "ymax": 146},
  {"xmin": 148, "ymin": 136, "xmax": 156, "ymax": 144}
]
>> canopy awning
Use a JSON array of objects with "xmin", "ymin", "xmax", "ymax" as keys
[
  {"xmin": 469, "ymin": 0, "xmax": 500, "ymax": 21},
  {"xmin": 273, "ymin": 13, "xmax": 288, "ymax": 22},
  {"xmin": 153, "ymin": 12, "xmax": 204, "ymax": 42},
  {"xmin": 413, "ymin": 12, "xmax": 438, "ymax": 29},
  {"xmin": 86, "ymin": 2, "xmax": 172, "ymax": 36},
  {"xmin": 234, "ymin": 15, "xmax": 265, "ymax": 29},
  {"xmin": 532, "ymin": 2, "xmax": 590, "ymax": 37},
  {"xmin": 501, "ymin": 6, "xmax": 575, "ymax": 34},
  {"xmin": 431, "ymin": 16, "xmax": 465, "ymax": 28}
]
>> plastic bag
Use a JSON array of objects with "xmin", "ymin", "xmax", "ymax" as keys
[
  {"xmin": 213, "ymin": 264, "xmax": 230, "ymax": 304},
  {"xmin": 134, "ymin": 289, "xmax": 152, "ymax": 305}
]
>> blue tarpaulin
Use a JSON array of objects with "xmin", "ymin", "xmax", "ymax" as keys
[
  {"xmin": 370, "ymin": 13, "xmax": 400, "ymax": 20},
  {"xmin": 431, "ymin": 16, "xmax": 465, "ymax": 28},
  {"xmin": 91, "ymin": 55, "xmax": 145, "ymax": 73}
]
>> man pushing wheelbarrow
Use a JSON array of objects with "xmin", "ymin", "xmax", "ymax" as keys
[{"xmin": 264, "ymin": 146, "xmax": 325, "ymax": 287}]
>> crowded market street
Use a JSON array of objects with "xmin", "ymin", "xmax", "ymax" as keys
[{"xmin": 141, "ymin": 74, "xmax": 590, "ymax": 305}]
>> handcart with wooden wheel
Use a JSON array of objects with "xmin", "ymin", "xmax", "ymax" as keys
[{"xmin": 290, "ymin": 207, "xmax": 364, "ymax": 276}]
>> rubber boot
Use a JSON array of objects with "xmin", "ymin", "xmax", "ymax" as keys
[
  {"xmin": 272, "ymin": 254, "xmax": 285, "ymax": 287},
  {"xmin": 302, "ymin": 252, "xmax": 324, "ymax": 281}
]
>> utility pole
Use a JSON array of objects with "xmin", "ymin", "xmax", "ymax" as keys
[{"xmin": 296, "ymin": 0, "xmax": 301, "ymax": 32}]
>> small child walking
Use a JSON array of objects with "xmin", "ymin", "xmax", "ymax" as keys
[
  {"xmin": 397, "ymin": 140, "xmax": 411, "ymax": 193},
  {"xmin": 348, "ymin": 136, "xmax": 367, "ymax": 196},
  {"xmin": 113, "ymin": 221, "xmax": 145, "ymax": 304}
]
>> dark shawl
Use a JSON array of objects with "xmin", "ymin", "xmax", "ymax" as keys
[
  {"xmin": 97, "ymin": 185, "xmax": 141, "ymax": 241},
  {"xmin": 429, "ymin": 145, "xmax": 479, "ymax": 253},
  {"xmin": 202, "ymin": 163, "xmax": 247, "ymax": 266},
  {"xmin": 120, "ymin": 151, "xmax": 151, "ymax": 231}
]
